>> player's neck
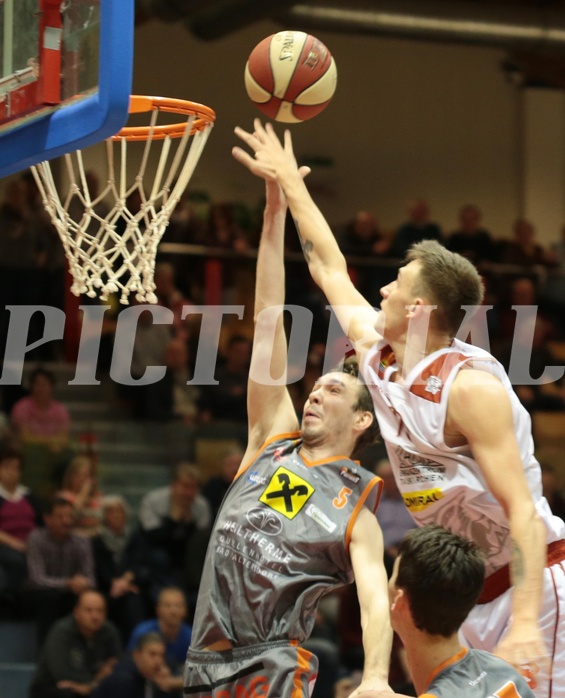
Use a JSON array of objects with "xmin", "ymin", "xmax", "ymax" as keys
[
  {"xmin": 298, "ymin": 441, "xmax": 353, "ymax": 463},
  {"xmin": 402, "ymin": 631, "xmax": 463, "ymax": 695},
  {"xmin": 390, "ymin": 332, "xmax": 452, "ymax": 376}
]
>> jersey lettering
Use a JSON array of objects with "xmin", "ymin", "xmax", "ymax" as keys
[
  {"xmin": 333, "ymin": 486, "xmax": 353, "ymax": 509},
  {"xmin": 402, "ymin": 487, "xmax": 444, "ymax": 512},
  {"xmin": 259, "ymin": 467, "xmax": 314, "ymax": 520}
]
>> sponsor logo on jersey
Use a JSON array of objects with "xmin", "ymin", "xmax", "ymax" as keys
[
  {"xmin": 247, "ymin": 471, "xmax": 267, "ymax": 486},
  {"xmin": 245, "ymin": 507, "xmax": 283, "ymax": 535},
  {"xmin": 425, "ymin": 375, "xmax": 442, "ymax": 395},
  {"xmin": 259, "ymin": 466, "xmax": 314, "ymax": 520},
  {"xmin": 339, "ymin": 466, "xmax": 360, "ymax": 484},
  {"xmin": 403, "ymin": 488, "xmax": 443, "ymax": 512},
  {"xmin": 273, "ymin": 447, "xmax": 285, "ymax": 461},
  {"xmin": 305, "ymin": 504, "xmax": 337, "ymax": 533}
]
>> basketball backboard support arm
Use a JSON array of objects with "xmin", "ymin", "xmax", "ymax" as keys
[{"xmin": 0, "ymin": 0, "xmax": 134, "ymax": 178}]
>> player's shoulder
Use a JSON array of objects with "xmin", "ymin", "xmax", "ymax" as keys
[{"xmin": 450, "ymin": 359, "xmax": 506, "ymax": 399}]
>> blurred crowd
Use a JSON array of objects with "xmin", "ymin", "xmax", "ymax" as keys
[{"xmin": 2, "ymin": 169, "xmax": 565, "ymax": 696}]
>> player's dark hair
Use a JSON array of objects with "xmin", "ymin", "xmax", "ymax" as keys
[
  {"xmin": 396, "ymin": 524, "xmax": 485, "ymax": 637},
  {"xmin": 335, "ymin": 356, "xmax": 380, "ymax": 458},
  {"xmin": 406, "ymin": 240, "xmax": 484, "ymax": 338}
]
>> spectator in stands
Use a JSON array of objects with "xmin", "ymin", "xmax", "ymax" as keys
[
  {"xmin": 0, "ymin": 179, "xmax": 46, "ymax": 347},
  {"xmin": 375, "ymin": 458, "xmax": 417, "ymax": 573},
  {"xmin": 29, "ymin": 589, "xmax": 121, "ymax": 698},
  {"xmin": 91, "ymin": 495, "xmax": 150, "ymax": 645},
  {"xmin": 27, "ymin": 496, "xmax": 96, "ymax": 645},
  {"xmin": 202, "ymin": 201, "xmax": 250, "ymax": 253},
  {"xmin": 340, "ymin": 210, "xmax": 393, "ymax": 304},
  {"xmin": 446, "ymin": 204, "xmax": 496, "ymax": 267},
  {"xmin": 10, "ymin": 367, "xmax": 71, "ymax": 495},
  {"xmin": 161, "ymin": 338, "xmax": 200, "ymax": 424},
  {"xmin": 341, "ymin": 210, "xmax": 391, "ymax": 258},
  {"xmin": 0, "ymin": 448, "xmax": 42, "ymax": 602},
  {"xmin": 200, "ymin": 202, "xmax": 254, "ymax": 304},
  {"xmin": 127, "ymin": 586, "xmax": 191, "ymax": 697},
  {"xmin": 138, "ymin": 463, "xmax": 211, "ymax": 600},
  {"xmin": 498, "ymin": 217, "xmax": 555, "ymax": 268},
  {"xmin": 154, "ymin": 262, "xmax": 195, "ymax": 341},
  {"xmin": 541, "ymin": 463, "xmax": 565, "ymax": 521},
  {"xmin": 390, "ymin": 199, "xmax": 442, "ymax": 259},
  {"xmin": 201, "ymin": 449, "xmax": 243, "ymax": 519},
  {"xmin": 58, "ymin": 455, "xmax": 103, "ymax": 537},
  {"xmin": 92, "ymin": 632, "xmax": 173, "ymax": 698},
  {"xmin": 198, "ymin": 334, "xmax": 252, "ymax": 424},
  {"xmin": 541, "ymin": 223, "xmax": 565, "ymax": 337},
  {"xmin": 11, "ymin": 368, "xmax": 70, "ymax": 448},
  {"xmin": 496, "ymin": 313, "xmax": 565, "ymax": 414},
  {"xmin": 490, "ymin": 275, "xmax": 558, "ymax": 350},
  {"xmin": 115, "ymin": 303, "xmax": 174, "ymax": 420}
]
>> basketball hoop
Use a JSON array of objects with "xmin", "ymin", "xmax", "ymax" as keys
[{"xmin": 31, "ymin": 95, "xmax": 215, "ymax": 304}]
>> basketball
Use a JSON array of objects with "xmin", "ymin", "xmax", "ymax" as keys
[{"xmin": 244, "ymin": 30, "xmax": 337, "ymax": 123}]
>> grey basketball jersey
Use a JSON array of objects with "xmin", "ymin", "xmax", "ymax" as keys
[
  {"xmin": 190, "ymin": 433, "xmax": 382, "ymax": 649},
  {"xmin": 421, "ymin": 648, "xmax": 535, "ymax": 698}
]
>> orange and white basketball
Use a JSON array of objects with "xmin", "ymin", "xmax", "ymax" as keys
[{"xmin": 244, "ymin": 30, "xmax": 337, "ymax": 123}]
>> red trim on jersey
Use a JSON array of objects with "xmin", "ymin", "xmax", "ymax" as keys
[
  {"xmin": 478, "ymin": 539, "xmax": 565, "ymax": 604},
  {"xmin": 409, "ymin": 352, "xmax": 471, "ymax": 403},
  {"xmin": 423, "ymin": 646, "xmax": 468, "ymax": 690}
]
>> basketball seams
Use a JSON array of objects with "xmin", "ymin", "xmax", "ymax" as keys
[
  {"xmin": 293, "ymin": 57, "xmax": 337, "ymax": 105},
  {"xmin": 244, "ymin": 30, "xmax": 337, "ymax": 123},
  {"xmin": 247, "ymin": 35, "xmax": 275, "ymax": 94},
  {"xmin": 284, "ymin": 35, "xmax": 332, "ymax": 103},
  {"xmin": 269, "ymin": 31, "xmax": 307, "ymax": 100}
]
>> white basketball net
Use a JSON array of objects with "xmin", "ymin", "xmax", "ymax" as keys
[{"xmin": 31, "ymin": 103, "xmax": 214, "ymax": 304}]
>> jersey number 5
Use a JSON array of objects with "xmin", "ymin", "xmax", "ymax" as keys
[{"xmin": 333, "ymin": 487, "xmax": 352, "ymax": 509}]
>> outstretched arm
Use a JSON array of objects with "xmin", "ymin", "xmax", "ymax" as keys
[
  {"xmin": 233, "ymin": 120, "xmax": 382, "ymax": 359},
  {"xmin": 242, "ymin": 179, "xmax": 300, "ymax": 463},
  {"xmin": 348, "ymin": 508, "xmax": 393, "ymax": 696}
]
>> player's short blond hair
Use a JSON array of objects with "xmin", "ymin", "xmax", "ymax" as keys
[{"xmin": 407, "ymin": 240, "xmax": 484, "ymax": 337}]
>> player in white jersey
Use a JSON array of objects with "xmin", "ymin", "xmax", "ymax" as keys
[
  {"xmin": 232, "ymin": 120, "xmax": 565, "ymax": 698},
  {"xmin": 184, "ymin": 167, "xmax": 393, "ymax": 697}
]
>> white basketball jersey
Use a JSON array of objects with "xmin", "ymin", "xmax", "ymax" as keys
[{"xmin": 362, "ymin": 337, "xmax": 565, "ymax": 575}]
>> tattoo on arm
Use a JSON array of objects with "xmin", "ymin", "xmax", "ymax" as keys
[
  {"xmin": 292, "ymin": 216, "xmax": 314, "ymax": 263},
  {"xmin": 300, "ymin": 239, "xmax": 313, "ymax": 263},
  {"xmin": 510, "ymin": 538, "xmax": 525, "ymax": 587}
]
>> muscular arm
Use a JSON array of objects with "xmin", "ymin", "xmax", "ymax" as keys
[
  {"xmin": 448, "ymin": 369, "xmax": 547, "ymax": 667},
  {"xmin": 349, "ymin": 508, "xmax": 393, "ymax": 695},
  {"xmin": 242, "ymin": 180, "xmax": 300, "ymax": 462},
  {"xmin": 233, "ymin": 121, "xmax": 381, "ymax": 359}
]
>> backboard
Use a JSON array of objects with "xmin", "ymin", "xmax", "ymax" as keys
[{"xmin": 0, "ymin": 0, "xmax": 134, "ymax": 178}]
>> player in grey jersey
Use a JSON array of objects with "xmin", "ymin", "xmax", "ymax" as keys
[
  {"xmin": 385, "ymin": 525, "xmax": 535, "ymax": 698},
  {"xmin": 183, "ymin": 171, "xmax": 393, "ymax": 696}
]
